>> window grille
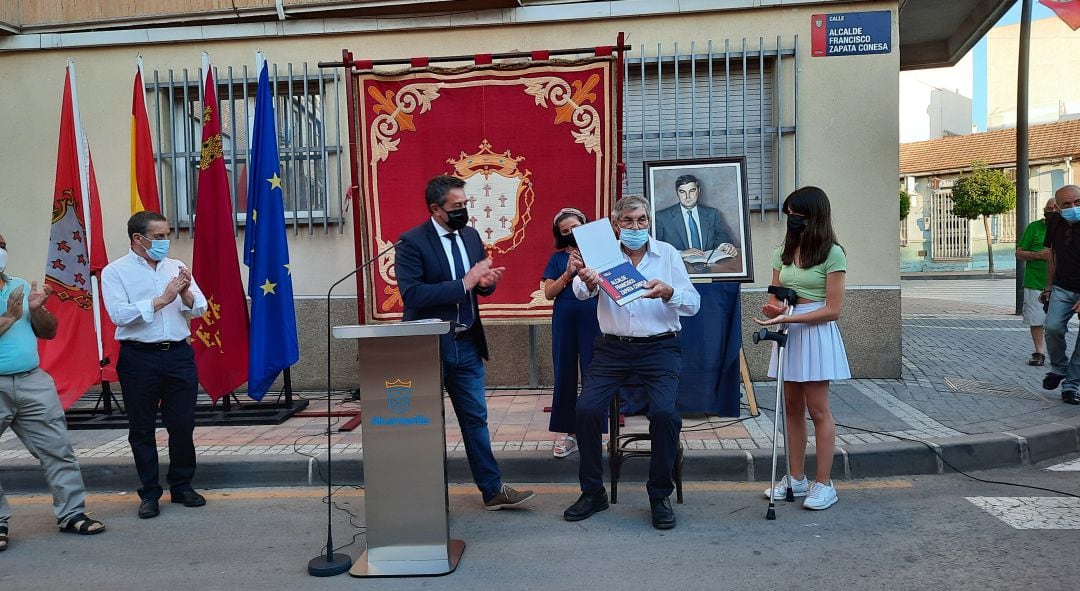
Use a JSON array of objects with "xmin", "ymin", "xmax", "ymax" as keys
[
  {"xmin": 622, "ymin": 37, "xmax": 798, "ymax": 217},
  {"xmin": 148, "ymin": 63, "xmax": 346, "ymax": 236}
]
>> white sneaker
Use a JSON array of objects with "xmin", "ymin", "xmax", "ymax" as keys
[
  {"xmin": 763, "ymin": 475, "xmax": 809, "ymax": 500},
  {"xmin": 553, "ymin": 435, "xmax": 578, "ymax": 458},
  {"xmin": 802, "ymin": 480, "xmax": 838, "ymax": 510}
]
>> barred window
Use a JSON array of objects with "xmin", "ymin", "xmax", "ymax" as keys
[
  {"xmin": 622, "ymin": 38, "xmax": 797, "ymax": 215},
  {"xmin": 148, "ymin": 63, "xmax": 346, "ymax": 235}
]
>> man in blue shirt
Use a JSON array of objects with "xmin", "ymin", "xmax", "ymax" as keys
[{"xmin": 0, "ymin": 233, "xmax": 105, "ymax": 551}]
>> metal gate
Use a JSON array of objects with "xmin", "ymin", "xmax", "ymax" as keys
[{"xmin": 931, "ymin": 189, "xmax": 971, "ymax": 260}]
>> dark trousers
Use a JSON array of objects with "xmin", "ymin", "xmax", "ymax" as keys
[
  {"xmin": 117, "ymin": 341, "xmax": 199, "ymax": 500},
  {"xmin": 549, "ymin": 297, "xmax": 600, "ymax": 433},
  {"xmin": 575, "ymin": 336, "xmax": 682, "ymax": 499}
]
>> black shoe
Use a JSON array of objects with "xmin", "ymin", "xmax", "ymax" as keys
[
  {"xmin": 138, "ymin": 498, "xmax": 160, "ymax": 519},
  {"xmin": 170, "ymin": 490, "xmax": 206, "ymax": 507},
  {"xmin": 563, "ymin": 490, "xmax": 609, "ymax": 522},
  {"xmin": 1064, "ymin": 391, "xmax": 1080, "ymax": 405},
  {"xmin": 1043, "ymin": 372, "xmax": 1065, "ymax": 390},
  {"xmin": 650, "ymin": 497, "xmax": 676, "ymax": 530}
]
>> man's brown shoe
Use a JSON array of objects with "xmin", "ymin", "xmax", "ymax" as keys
[{"xmin": 484, "ymin": 485, "xmax": 536, "ymax": 511}]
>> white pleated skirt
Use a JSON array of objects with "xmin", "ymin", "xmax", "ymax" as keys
[{"xmin": 767, "ymin": 301, "xmax": 851, "ymax": 382}]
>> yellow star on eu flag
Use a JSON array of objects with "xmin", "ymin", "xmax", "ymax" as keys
[
  {"xmin": 267, "ymin": 173, "xmax": 282, "ymax": 190},
  {"xmin": 260, "ymin": 278, "xmax": 277, "ymax": 296},
  {"xmin": 284, "ymin": 263, "xmax": 291, "ymax": 275}
]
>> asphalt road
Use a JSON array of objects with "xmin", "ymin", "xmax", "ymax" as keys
[{"xmin": 2, "ymin": 458, "xmax": 1079, "ymax": 591}]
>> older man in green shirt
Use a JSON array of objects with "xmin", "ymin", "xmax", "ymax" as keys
[{"xmin": 1015, "ymin": 198, "xmax": 1059, "ymax": 367}]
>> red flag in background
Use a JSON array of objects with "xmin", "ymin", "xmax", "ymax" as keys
[
  {"xmin": 1041, "ymin": 0, "xmax": 1080, "ymax": 30},
  {"xmin": 190, "ymin": 66, "xmax": 250, "ymax": 400},
  {"xmin": 39, "ymin": 64, "xmax": 121, "ymax": 409},
  {"xmin": 131, "ymin": 58, "xmax": 161, "ymax": 213}
]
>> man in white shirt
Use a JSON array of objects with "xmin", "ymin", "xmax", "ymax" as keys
[
  {"xmin": 563, "ymin": 195, "xmax": 700, "ymax": 530},
  {"xmin": 101, "ymin": 212, "xmax": 208, "ymax": 520}
]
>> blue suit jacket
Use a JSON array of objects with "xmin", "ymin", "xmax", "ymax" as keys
[
  {"xmin": 655, "ymin": 203, "xmax": 732, "ymax": 252},
  {"xmin": 396, "ymin": 220, "xmax": 494, "ymax": 359}
]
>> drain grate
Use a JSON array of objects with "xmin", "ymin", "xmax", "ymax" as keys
[{"xmin": 943, "ymin": 377, "xmax": 1046, "ymax": 400}]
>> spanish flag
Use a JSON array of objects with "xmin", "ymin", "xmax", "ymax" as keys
[{"xmin": 130, "ymin": 56, "xmax": 160, "ymax": 214}]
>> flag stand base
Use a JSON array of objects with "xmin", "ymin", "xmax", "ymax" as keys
[{"xmin": 65, "ymin": 397, "xmax": 309, "ymax": 430}]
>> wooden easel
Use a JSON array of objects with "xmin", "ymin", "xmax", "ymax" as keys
[{"xmin": 738, "ymin": 348, "xmax": 759, "ymax": 416}]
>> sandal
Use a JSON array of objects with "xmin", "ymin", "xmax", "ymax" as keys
[
  {"xmin": 58, "ymin": 513, "xmax": 106, "ymax": 535},
  {"xmin": 0, "ymin": 525, "xmax": 8, "ymax": 551},
  {"xmin": 1028, "ymin": 353, "xmax": 1046, "ymax": 367},
  {"xmin": 553, "ymin": 435, "xmax": 578, "ymax": 458}
]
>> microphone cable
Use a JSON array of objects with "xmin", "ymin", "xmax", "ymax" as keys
[{"xmin": 755, "ymin": 403, "xmax": 1080, "ymax": 499}]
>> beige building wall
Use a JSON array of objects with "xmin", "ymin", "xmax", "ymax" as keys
[
  {"xmin": 988, "ymin": 16, "xmax": 1080, "ymax": 130},
  {"xmin": 0, "ymin": 1, "xmax": 901, "ymax": 389}
]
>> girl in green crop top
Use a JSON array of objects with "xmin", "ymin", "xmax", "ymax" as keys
[{"xmin": 753, "ymin": 186, "xmax": 850, "ymax": 511}]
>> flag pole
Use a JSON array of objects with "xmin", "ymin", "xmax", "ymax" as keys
[
  {"xmin": 1015, "ymin": 0, "xmax": 1032, "ymax": 315},
  {"xmin": 69, "ymin": 61, "xmax": 111, "ymax": 410}
]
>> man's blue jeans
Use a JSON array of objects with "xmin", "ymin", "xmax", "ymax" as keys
[
  {"xmin": 441, "ymin": 334, "xmax": 502, "ymax": 501},
  {"xmin": 1045, "ymin": 286, "xmax": 1080, "ymax": 393}
]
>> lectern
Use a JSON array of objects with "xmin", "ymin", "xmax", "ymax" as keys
[{"xmin": 331, "ymin": 320, "xmax": 465, "ymax": 577}]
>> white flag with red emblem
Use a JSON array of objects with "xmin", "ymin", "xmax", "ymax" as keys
[{"xmin": 38, "ymin": 62, "xmax": 120, "ymax": 409}]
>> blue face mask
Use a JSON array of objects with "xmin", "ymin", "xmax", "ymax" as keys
[
  {"xmin": 619, "ymin": 228, "xmax": 650, "ymax": 250},
  {"xmin": 1062, "ymin": 207, "xmax": 1080, "ymax": 224},
  {"xmin": 140, "ymin": 236, "xmax": 171, "ymax": 261}
]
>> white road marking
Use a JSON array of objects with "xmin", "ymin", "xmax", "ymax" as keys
[
  {"xmin": 966, "ymin": 496, "xmax": 1080, "ymax": 529},
  {"xmin": 1046, "ymin": 458, "xmax": 1080, "ymax": 472}
]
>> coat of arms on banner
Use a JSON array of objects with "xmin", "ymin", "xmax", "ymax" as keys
[
  {"xmin": 385, "ymin": 378, "xmax": 413, "ymax": 414},
  {"xmin": 448, "ymin": 140, "xmax": 534, "ymax": 254},
  {"xmin": 46, "ymin": 191, "xmax": 93, "ymax": 310},
  {"xmin": 375, "ymin": 140, "xmax": 535, "ymax": 312}
]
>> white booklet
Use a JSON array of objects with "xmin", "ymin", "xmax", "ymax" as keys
[{"xmin": 571, "ymin": 220, "xmax": 648, "ymax": 306}]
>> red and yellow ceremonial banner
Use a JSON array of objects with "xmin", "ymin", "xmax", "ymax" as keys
[
  {"xmin": 131, "ymin": 59, "xmax": 161, "ymax": 214},
  {"xmin": 356, "ymin": 58, "xmax": 617, "ymax": 321},
  {"xmin": 190, "ymin": 68, "xmax": 250, "ymax": 400},
  {"xmin": 40, "ymin": 65, "xmax": 121, "ymax": 409}
]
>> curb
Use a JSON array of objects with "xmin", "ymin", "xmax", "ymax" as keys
[
  {"xmin": 901, "ymin": 272, "xmax": 1016, "ymax": 281},
  {"xmin": 4, "ymin": 421, "xmax": 1080, "ymax": 493}
]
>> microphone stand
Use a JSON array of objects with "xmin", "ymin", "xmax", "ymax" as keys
[{"xmin": 308, "ymin": 240, "xmax": 400, "ymax": 577}]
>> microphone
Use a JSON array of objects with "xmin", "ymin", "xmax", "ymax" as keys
[{"xmin": 308, "ymin": 239, "xmax": 400, "ymax": 578}]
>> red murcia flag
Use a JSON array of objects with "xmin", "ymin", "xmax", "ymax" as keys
[
  {"xmin": 190, "ymin": 67, "xmax": 250, "ymax": 400},
  {"xmin": 1042, "ymin": 0, "xmax": 1080, "ymax": 30},
  {"xmin": 39, "ymin": 64, "xmax": 121, "ymax": 409}
]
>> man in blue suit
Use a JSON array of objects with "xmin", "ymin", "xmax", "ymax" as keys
[
  {"xmin": 395, "ymin": 175, "xmax": 536, "ymax": 510},
  {"xmin": 655, "ymin": 175, "xmax": 738, "ymax": 264}
]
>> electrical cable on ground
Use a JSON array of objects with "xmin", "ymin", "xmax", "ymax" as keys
[{"xmin": 756, "ymin": 404, "xmax": 1080, "ymax": 499}]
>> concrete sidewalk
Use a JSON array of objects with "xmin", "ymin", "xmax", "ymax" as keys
[{"xmin": 4, "ymin": 291, "xmax": 1080, "ymax": 493}]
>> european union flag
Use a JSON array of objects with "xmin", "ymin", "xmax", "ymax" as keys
[{"xmin": 243, "ymin": 60, "xmax": 299, "ymax": 401}]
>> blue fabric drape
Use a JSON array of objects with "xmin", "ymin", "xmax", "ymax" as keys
[{"xmin": 620, "ymin": 282, "xmax": 742, "ymax": 417}]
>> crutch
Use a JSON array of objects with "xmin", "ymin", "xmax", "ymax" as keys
[{"xmin": 752, "ymin": 286, "xmax": 799, "ymax": 520}]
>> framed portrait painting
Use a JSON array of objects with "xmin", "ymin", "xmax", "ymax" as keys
[{"xmin": 644, "ymin": 157, "xmax": 754, "ymax": 282}]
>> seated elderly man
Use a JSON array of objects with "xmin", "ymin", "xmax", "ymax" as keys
[{"xmin": 562, "ymin": 195, "xmax": 701, "ymax": 530}]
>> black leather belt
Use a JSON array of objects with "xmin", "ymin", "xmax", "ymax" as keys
[
  {"xmin": 603, "ymin": 332, "xmax": 677, "ymax": 344},
  {"xmin": 121, "ymin": 340, "xmax": 187, "ymax": 351}
]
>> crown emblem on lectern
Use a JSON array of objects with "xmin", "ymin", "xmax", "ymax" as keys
[{"xmin": 385, "ymin": 379, "xmax": 413, "ymax": 414}]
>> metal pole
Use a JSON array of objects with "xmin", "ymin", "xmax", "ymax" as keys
[{"xmin": 1015, "ymin": 0, "xmax": 1032, "ymax": 315}]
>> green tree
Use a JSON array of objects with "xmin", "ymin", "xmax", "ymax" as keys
[
  {"xmin": 950, "ymin": 162, "xmax": 1017, "ymax": 273},
  {"xmin": 900, "ymin": 189, "xmax": 911, "ymax": 219}
]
